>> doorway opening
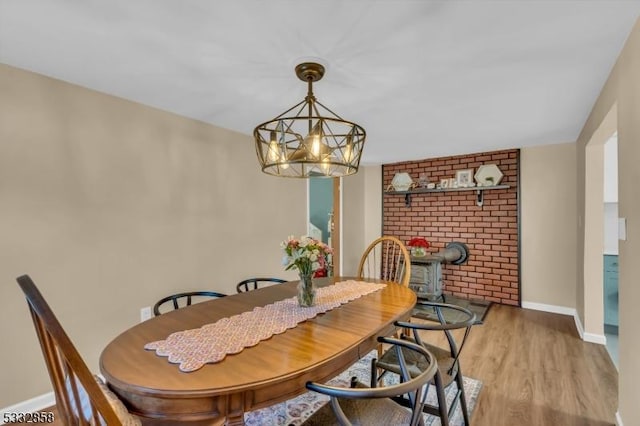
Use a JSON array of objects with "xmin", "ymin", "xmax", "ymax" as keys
[
  {"xmin": 308, "ymin": 177, "xmax": 341, "ymax": 276},
  {"xmin": 583, "ymin": 104, "xmax": 617, "ymax": 367},
  {"xmin": 603, "ymin": 133, "xmax": 619, "ymax": 367}
]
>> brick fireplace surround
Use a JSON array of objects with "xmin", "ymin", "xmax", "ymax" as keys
[{"xmin": 382, "ymin": 149, "xmax": 519, "ymax": 306}]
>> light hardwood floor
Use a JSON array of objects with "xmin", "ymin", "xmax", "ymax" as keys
[
  {"xmin": 462, "ymin": 304, "xmax": 617, "ymax": 426},
  {"xmin": 21, "ymin": 304, "xmax": 617, "ymax": 425}
]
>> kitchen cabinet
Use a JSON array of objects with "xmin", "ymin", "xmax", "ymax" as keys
[{"xmin": 603, "ymin": 255, "xmax": 618, "ymax": 327}]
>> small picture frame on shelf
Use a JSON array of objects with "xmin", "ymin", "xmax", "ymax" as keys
[
  {"xmin": 440, "ymin": 178, "xmax": 449, "ymax": 189},
  {"xmin": 455, "ymin": 169, "xmax": 473, "ymax": 187}
]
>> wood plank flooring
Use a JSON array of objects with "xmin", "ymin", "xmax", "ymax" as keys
[
  {"xmin": 461, "ymin": 304, "xmax": 617, "ymax": 426},
  {"xmin": 17, "ymin": 304, "xmax": 617, "ymax": 425}
]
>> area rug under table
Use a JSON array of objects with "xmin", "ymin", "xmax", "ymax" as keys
[{"xmin": 244, "ymin": 350, "xmax": 482, "ymax": 426}]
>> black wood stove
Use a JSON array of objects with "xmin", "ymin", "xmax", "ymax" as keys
[{"xmin": 403, "ymin": 242, "xmax": 469, "ymax": 300}]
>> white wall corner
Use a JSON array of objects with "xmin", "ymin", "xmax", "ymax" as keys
[
  {"xmin": 0, "ymin": 392, "xmax": 55, "ymax": 425},
  {"xmin": 573, "ymin": 309, "xmax": 585, "ymax": 340},
  {"xmin": 521, "ymin": 301, "xmax": 606, "ymax": 344},
  {"xmin": 571, "ymin": 308, "xmax": 606, "ymax": 345},
  {"xmin": 616, "ymin": 411, "xmax": 624, "ymax": 426}
]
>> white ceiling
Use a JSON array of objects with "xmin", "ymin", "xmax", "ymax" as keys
[{"xmin": 1, "ymin": 1, "xmax": 639, "ymax": 165}]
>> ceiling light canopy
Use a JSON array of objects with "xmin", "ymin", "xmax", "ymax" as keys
[{"xmin": 254, "ymin": 62, "xmax": 366, "ymax": 178}]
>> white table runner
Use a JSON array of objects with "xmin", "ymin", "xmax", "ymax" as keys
[{"xmin": 144, "ymin": 280, "xmax": 386, "ymax": 372}]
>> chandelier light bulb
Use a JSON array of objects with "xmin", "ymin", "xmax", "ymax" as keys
[
  {"xmin": 343, "ymin": 131, "xmax": 354, "ymax": 162},
  {"xmin": 311, "ymin": 135, "xmax": 321, "ymax": 157},
  {"xmin": 268, "ymin": 131, "xmax": 280, "ymax": 162},
  {"xmin": 280, "ymin": 152, "xmax": 290, "ymax": 169}
]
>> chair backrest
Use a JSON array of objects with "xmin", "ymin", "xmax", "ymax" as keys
[
  {"xmin": 306, "ymin": 336, "xmax": 438, "ymax": 426},
  {"xmin": 236, "ymin": 277, "xmax": 287, "ymax": 293},
  {"xmin": 357, "ymin": 236, "xmax": 411, "ymax": 286},
  {"xmin": 399, "ymin": 301, "xmax": 479, "ymax": 376},
  {"xmin": 16, "ymin": 275, "xmax": 123, "ymax": 425},
  {"xmin": 153, "ymin": 291, "xmax": 227, "ymax": 316}
]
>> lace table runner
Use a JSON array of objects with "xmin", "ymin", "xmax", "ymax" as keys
[{"xmin": 144, "ymin": 280, "xmax": 386, "ymax": 372}]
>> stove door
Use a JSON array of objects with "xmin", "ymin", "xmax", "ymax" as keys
[{"xmin": 409, "ymin": 262, "xmax": 442, "ymax": 299}]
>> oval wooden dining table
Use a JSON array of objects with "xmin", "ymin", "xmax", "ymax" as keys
[{"xmin": 100, "ymin": 276, "xmax": 416, "ymax": 425}]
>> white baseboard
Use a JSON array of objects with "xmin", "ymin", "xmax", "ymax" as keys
[
  {"xmin": 583, "ymin": 331, "xmax": 607, "ymax": 345},
  {"xmin": 521, "ymin": 301, "xmax": 606, "ymax": 345},
  {"xmin": 521, "ymin": 301, "xmax": 576, "ymax": 316},
  {"xmin": 0, "ymin": 392, "xmax": 55, "ymax": 425},
  {"xmin": 616, "ymin": 411, "xmax": 623, "ymax": 426}
]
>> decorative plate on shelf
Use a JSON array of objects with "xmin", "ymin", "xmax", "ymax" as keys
[
  {"xmin": 391, "ymin": 172, "xmax": 413, "ymax": 191},
  {"xmin": 474, "ymin": 164, "xmax": 504, "ymax": 186}
]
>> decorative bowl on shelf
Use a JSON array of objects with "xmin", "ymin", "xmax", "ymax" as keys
[
  {"xmin": 391, "ymin": 172, "xmax": 413, "ymax": 191},
  {"xmin": 474, "ymin": 164, "xmax": 504, "ymax": 187}
]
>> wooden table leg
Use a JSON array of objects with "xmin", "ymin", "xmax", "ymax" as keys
[
  {"xmin": 224, "ymin": 394, "xmax": 246, "ymax": 426},
  {"xmin": 224, "ymin": 413, "xmax": 245, "ymax": 426}
]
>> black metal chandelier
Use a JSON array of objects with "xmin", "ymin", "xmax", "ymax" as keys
[{"xmin": 253, "ymin": 62, "xmax": 366, "ymax": 178}]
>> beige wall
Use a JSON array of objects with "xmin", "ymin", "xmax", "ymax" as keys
[
  {"xmin": 575, "ymin": 19, "xmax": 640, "ymax": 425},
  {"xmin": 0, "ymin": 64, "xmax": 307, "ymax": 407},
  {"xmin": 341, "ymin": 169, "xmax": 366, "ymax": 276},
  {"xmin": 583, "ymin": 142, "xmax": 606, "ymax": 334},
  {"xmin": 340, "ymin": 165, "xmax": 383, "ymax": 277},
  {"xmin": 363, "ymin": 166, "xmax": 383, "ymax": 248},
  {"xmin": 521, "ymin": 143, "xmax": 577, "ymax": 308}
]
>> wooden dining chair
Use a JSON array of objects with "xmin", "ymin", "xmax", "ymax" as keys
[
  {"xmin": 153, "ymin": 290, "xmax": 227, "ymax": 316},
  {"xmin": 371, "ymin": 301, "xmax": 480, "ymax": 426},
  {"xmin": 236, "ymin": 277, "xmax": 287, "ymax": 293},
  {"xmin": 302, "ymin": 336, "xmax": 438, "ymax": 426},
  {"xmin": 16, "ymin": 274, "xmax": 141, "ymax": 426},
  {"xmin": 357, "ymin": 236, "xmax": 411, "ymax": 286}
]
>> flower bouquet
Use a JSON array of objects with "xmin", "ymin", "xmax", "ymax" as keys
[
  {"xmin": 281, "ymin": 235, "xmax": 333, "ymax": 307},
  {"xmin": 407, "ymin": 237, "xmax": 430, "ymax": 257}
]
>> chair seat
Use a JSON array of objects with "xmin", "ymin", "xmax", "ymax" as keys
[
  {"xmin": 67, "ymin": 375, "xmax": 142, "ymax": 426},
  {"xmin": 377, "ymin": 339, "xmax": 456, "ymax": 388},
  {"xmin": 301, "ymin": 392, "xmax": 413, "ymax": 425},
  {"xmin": 304, "ymin": 338, "xmax": 438, "ymax": 426}
]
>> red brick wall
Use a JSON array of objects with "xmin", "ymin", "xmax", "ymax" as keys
[{"xmin": 382, "ymin": 149, "xmax": 519, "ymax": 305}]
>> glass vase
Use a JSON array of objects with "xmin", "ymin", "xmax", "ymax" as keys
[{"xmin": 297, "ymin": 272, "xmax": 316, "ymax": 307}]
